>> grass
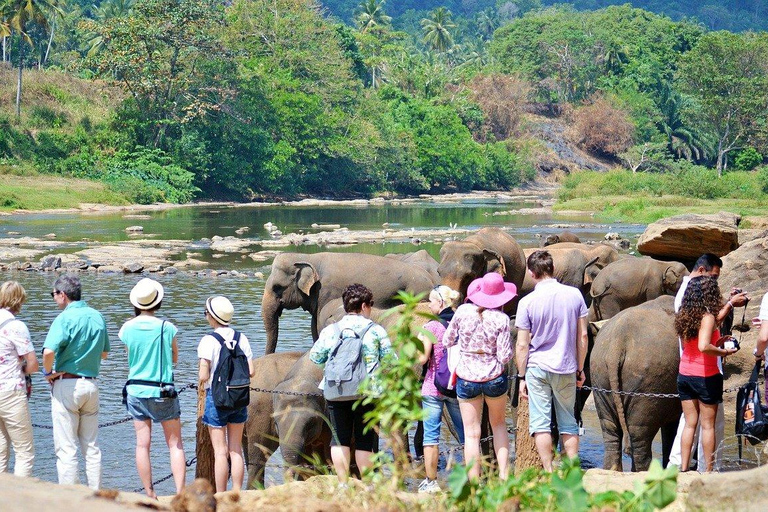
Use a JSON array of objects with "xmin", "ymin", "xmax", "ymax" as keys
[{"xmin": 0, "ymin": 174, "xmax": 128, "ymax": 211}]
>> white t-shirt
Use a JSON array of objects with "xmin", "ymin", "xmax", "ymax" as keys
[
  {"xmin": 0, "ymin": 309, "xmax": 34, "ymax": 393},
  {"xmin": 758, "ymin": 294, "xmax": 768, "ymax": 366},
  {"xmin": 197, "ymin": 327, "xmax": 253, "ymax": 389}
]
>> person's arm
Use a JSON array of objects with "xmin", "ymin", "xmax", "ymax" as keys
[
  {"xmin": 755, "ymin": 321, "xmax": 768, "ymax": 359},
  {"xmin": 717, "ymin": 292, "xmax": 749, "ymax": 324},
  {"xmin": 698, "ymin": 314, "xmax": 737, "ymax": 356},
  {"xmin": 172, "ymin": 337, "xmax": 179, "ymax": 364},
  {"xmin": 417, "ymin": 332, "xmax": 434, "ymax": 366},
  {"xmin": 309, "ymin": 326, "xmax": 334, "ymax": 365},
  {"xmin": 496, "ymin": 321, "xmax": 513, "ymax": 365},
  {"xmin": 576, "ymin": 316, "xmax": 588, "ymax": 387},
  {"xmin": 516, "ymin": 329, "xmax": 531, "ymax": 398},
  {"xmin": 23, "ymin": 351, "xmax": 39, "ymax": 374},
  {"xmin": 248, "ymin": 358, "xmax": 255, "ymax": 378},
  {"xmin": 199, "ymin": 358, "xmax": 211, "ymax": 382}
]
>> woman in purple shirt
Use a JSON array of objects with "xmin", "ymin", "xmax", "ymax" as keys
[{"xmin": 444, "ymin": 272, "xmax": 515, "ymax": 480}]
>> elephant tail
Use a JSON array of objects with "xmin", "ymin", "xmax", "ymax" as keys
[
  {"xmin": 589, "ymin": 281, "xmax": 611, "ymax": 322},
  {"xmin": 607, "ymin": 355, "xmax": 632, "ymax": 462}
]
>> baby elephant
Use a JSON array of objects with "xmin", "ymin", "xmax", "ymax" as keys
[{"xmin": 543, "ymin": 230, "xmax": 581, "ymax": 247}]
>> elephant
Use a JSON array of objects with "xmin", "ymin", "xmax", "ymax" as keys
[
  {"xmin": 545, "ymin": 242, "xmax": 621, "ymax": 283},
  {"xmin": 543, "ymin": 230, "xmax": 581, "ymax": 247},
  {"xmin": 318, "ymin": 298, "xmax": 432, "ymax": 332},
  {"xmin": 520, "ymin": 247, "xmax": 600, "ymax": 300},
  {"xmin": 589, "ymin": 295, "xmax": 681, "ymax": 471},
  {"xmin": 385, "ymin": 250, "xmax": 441, "ymax": 285},
  {"xmin": 244, "ymin": 350, "xmax": 304, "ymax": 487},
  {"xmin": 437, "ymin": 227, "xmax": 526, "ymax": 310},
  {"xmin": 262, "ymin": 252, "xmax": 435, "ymax": 354},
  {"xmin": 589, "ymin": 257, "xmax": 688, "ymax": 321}
]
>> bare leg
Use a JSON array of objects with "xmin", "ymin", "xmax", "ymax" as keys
[
  {"xmin": 134, "ymin": 420, "xmax": 155, "ymax": 498},
  {"xmin": 424, "ymin": 445, "xmax": 439, "ymax": 480},
  {"xmin": 680, "ymin": 399, "xmax": 699, "ymax": 472},
  {"xmin": 698, "ymin": 402, "xmax": 718, "ymax": 473},
  {"xmin": 226, "ymin": 423, "xmax": 246, "ymax": 490},
  {"xmin": 486, "ymin": 396, "xmax": 509, "ymax": 479},
  {"xmin": 534, "ymin": 432, "xmax": 554, "ymax": 472},
  {"xmin": 354, "ymin": 449, "xmax": 374, "ymax": 476},
  {"xmin": 161, "ymin": 418, "xmax": 185, "ymax": 494},
  {"xmin": 562, "ymin": 434, "xmax": 579, "ymax": 460},
  {"xmin": 330, "ymin": 445, "xmax": 351, "ymax": 483},
  {"xmin": 458, "ymin": 397, "xmax": 484, "ymax": 480},
  {"xmin": 208, "ymin": 426, "xmax": 230, "ymax": 492}
]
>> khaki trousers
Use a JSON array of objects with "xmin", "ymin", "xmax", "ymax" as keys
[{"xmin": 0, "ymin": 388, "xmax": 35, "ymax": 477}]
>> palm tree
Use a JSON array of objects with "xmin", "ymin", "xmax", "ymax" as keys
[
  {"xmin": 421, "ymin": 7, "xmax": 455, "ymax": 53},
  {"xmin": 476, "ymin": 9, "xmax": 497, "ymax": 41},
  {"xmin": 356, "ymin": 0, "xmax": 391, "ymax": 34},
  {"xmin": 657, "ymin": 85, "xmax": 712, "ymax": 162},
  {"xmin": 1, "ymin": 1, "xmax": 12, "ymax": 63},
  {"xmin": 82, "ymin": 0, "xmax": 134, "ymax": 57}
]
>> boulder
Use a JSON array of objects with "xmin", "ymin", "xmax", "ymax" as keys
[
  {"xmin": 123, "ymin": 262, "xmax": 144, "ymax": 273},
  {"xmin": 39, "ymin": 255, "xmax": 62, "ymax": 270},
  {"xmin": 637, "ymin": 211, "xmax": 740, "ymax": 261},
  {"xmin": 720, "ymin": 233, "xmax": 768, "ymax": 304},
  {"xmin": 124, "ymin": 226, "xmax": 143, "ymax": 233}
]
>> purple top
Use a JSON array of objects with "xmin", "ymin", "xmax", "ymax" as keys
[
  {"xmin": 443, "ymin": 304, "xmax": 512, "ymax": 382},
  {"xmin": 421, "ymin": 320, "xmax": 446, "ymax": 397},
  {"xmin": 515, "ymin": 278, "xmax": 587, "ymax": 374}
]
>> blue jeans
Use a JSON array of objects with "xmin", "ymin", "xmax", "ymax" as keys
[
  {"xmin": 422, "ymin": 395, "xmax": 465, "ymax": 445},
  {"xmin": 202, "ymin": 390, "xmax": 247, "ymax": 428},
  {"xmin": 526, "ymin": 366, "xmax": 578, "ymax": 436},
  {"xmin": 456, "ymin": 373, "xmax": 509, "ymax": 401},
  {"xmin": 125, "ymin": 394, "xmax": 181, "ymax": 422}
]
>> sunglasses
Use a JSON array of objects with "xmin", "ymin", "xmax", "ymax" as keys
[{"xmin": 50, "ymin": 290, "xmax": 60, "ymax": 298}]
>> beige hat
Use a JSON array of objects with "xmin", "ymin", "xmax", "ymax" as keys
[
  {"xmin": 206, "ymin": 296, "xmax": 234, "ymax": 325},
  {"xmin": 130, "ymin": 278, "xmax": 164, "ymax": 310}
]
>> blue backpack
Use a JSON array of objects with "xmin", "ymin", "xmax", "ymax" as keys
[{"xmin": 210, "ymin": 331, "xmax": 251, "ymax": 410}]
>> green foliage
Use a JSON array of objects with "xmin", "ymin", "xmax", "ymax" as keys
[
  {"xmin": 102, "ymin": 148, "xmax": 198, "ymax": 203},
  {"xmin": 734, "ymin": 147, "xmax": 763, "ymax": 171}
]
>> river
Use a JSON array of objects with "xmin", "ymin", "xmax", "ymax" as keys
[{"xmin": 1, "ymin": 197, "xmax": 650, "ymax": 493}]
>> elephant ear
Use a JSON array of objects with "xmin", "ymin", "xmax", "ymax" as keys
[
  {"xmin": 294, "ymin": 262, "xmax": 319, "ymax": 296},
  {"xmin": 482, "ymin": 249, "xmax": 507, "ymax": 277},
  {"xmin": 663, "ymin": 265, "xmax": 682, "ymax": 290},
  {"xmin": 583, "ymin": 256, "xmax": 600, "ymax": 285}
]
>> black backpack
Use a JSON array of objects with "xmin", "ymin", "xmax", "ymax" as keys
[{"xmin": 210, "ymin": 331, "xmax": 251, "ymax": 410}]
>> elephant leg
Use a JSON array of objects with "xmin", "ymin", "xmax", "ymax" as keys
[
  {"xmin": 660, "ymin": 420, "xmax": 679, "ymax": 468},
  {"xmin": 413, "ymin": 421, "xmax": 424, "ymax": 460},
  {"xmin": 628, "ymin": 424, "xmax": 655, "ymax": 472},
  {"xmin": 594, "ymin": 391, "xmax": 622, "ymax": 470}
]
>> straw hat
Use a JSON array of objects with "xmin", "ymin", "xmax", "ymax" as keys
[
  {"xmin": 129, "ymin": 278, "xmax": 164, "ymax": 310},
  {"xmin": 466, "ymin": 273, "xmax": 517, "ymax": 309},
  {"xmin": 206, "ymin": 296, "xmax": 234, "ymax": 325}
]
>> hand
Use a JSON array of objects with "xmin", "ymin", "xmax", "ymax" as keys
[
  {"xmin": 724, "ymin": 347, "xmax": 739, "ymax": 357},
  {"xmin": 730, "ymin": 292, "xmax": 750, "ymax": 308},
  {"xmin": 755, "ymin": 352, "xmax": 766, "ymax": 361},
  {"xmin": 577, "ymin": 370, "xmax": 586, "ymax": 388},
  {"xmin": 44, "ymin": 371, "xmax": 63, "ymax": 383},
  {"xmin": 520, "ymin": 380, "xmax": 528, "ymax": 399}
]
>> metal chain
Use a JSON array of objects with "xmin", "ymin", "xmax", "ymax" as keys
[
  {"xmin": 131, "ymin": 456, "xmax": 197, "ymax": 494},
  {"xmin": 581, "ymin": 383, "xmax": 744, "ymax": 399},
  {"xmin": 250, "ymin": 386, "xmax": 323, "ymax": 397}
]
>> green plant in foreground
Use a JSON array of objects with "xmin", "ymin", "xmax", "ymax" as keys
[{"xmin": 446, "ymin": 457, "xmax": 677, "ymax": 511}]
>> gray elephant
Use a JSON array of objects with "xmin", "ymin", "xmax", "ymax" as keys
[
  {"xmin": 262, "ymin": 252, "xmax": 435, "ymax": 354},
  {"xmin": 589, "ymin": 257, "xmax": 688, "ymax": 321},
  {"xmin": 520, "ymin": 247, "xmax": 599, "ymax": 300},
  {"xmin": 543, "ymin": 230, "xmax": 581, "ymax": 247},
  {"xmin": 386, "ymin": 250, "xmax": 440, "ymax": 285},
  {"xmin": 244, "ymin": 351, "xmax": 304, "ymax": 487},
  {"xmin": 589, "ymin": 295, "xmax": 681, "ymax": 471},
  {"xmin": 437, "ymin": 227, "xmax": 526, "ymax": 310},
  {"xmin": 546, "ymin": 242, "xmax": 621, "ymax": 283}
]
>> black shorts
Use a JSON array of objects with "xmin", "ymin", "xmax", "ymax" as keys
[
  {"xmin": 677, "ymin": 374, "xmax": 723, "ymax": 405},
  {"xmin": 326, "ymin": 400, "xmax": 379, "ymax": 452}
]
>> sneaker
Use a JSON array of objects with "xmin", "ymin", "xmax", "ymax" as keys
[{"xmin": 418, "ymin": 478, "xmax": 441, "ymax": 494}]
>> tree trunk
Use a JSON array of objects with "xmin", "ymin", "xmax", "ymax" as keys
[
  {"xmin": 514, "ymin": 397, "xmax": 543, "ymax": 474},
  {"xmin": 43, "ymin": 20, "xmax": 55, "ymax": 68},
  {"xmin": 2, "ymin": 36, "xmax": 6, "ymax": 63},
  {"xmin": 15, "ymin": 40, "xmax": 22, "ymax": 120},
  {"xmin": 195, "ymin": 382, "xmax": 215, "ymax": 485},
  {"xmin": 716, "ymin": 140, "xmax": 724, "ymax": 177}
]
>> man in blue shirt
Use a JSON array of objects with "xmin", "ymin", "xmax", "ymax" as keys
[{"xmin": 43, "ymin": 274, "xmax": 109, "ymax": 489}]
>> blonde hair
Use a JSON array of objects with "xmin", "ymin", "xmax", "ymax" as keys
[
  {"xmin": 0, "ymin": 281, "xmax": 27, "ymax": 313},
  {"xmin": 430, "ymin": 285, "xmax": 460, "ymax": 309}
]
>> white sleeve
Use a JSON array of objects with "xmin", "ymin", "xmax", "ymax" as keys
[
  {"xmin": 197, "ymin": 336, "xmax": 215, "ymax": 361},
  {"xmin": 238, "ymin": 333, "xmax": 253, "ymax": 359},
  {"xmin": 759, "ymin": 294, "xmax": 768, "ymax": 321}
]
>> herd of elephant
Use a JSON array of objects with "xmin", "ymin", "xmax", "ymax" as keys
[{"xmin": 244, "ymin": 227, "xmax": 692, "ymax": 486}]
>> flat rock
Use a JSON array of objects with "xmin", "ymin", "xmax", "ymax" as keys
[
  {"xmin": 210, "ymin": 236, "xmax": 258, "ymax": 253},
  {"xmin": 123, "ymin": 262, "xmax": 144, "ymax": 273},
  {"xmin": 124, "ymin": 226, "xmax": 143, "ymax": 233},
  {"xmin": 39, "ymin": 255, "xmax": 62, "ymax": 270},
  {"xmin": 637, "ymin": 211, "xmax": 740, "ymax": 261}
]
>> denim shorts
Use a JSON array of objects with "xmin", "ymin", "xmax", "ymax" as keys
[
  {"xmin": 423, "ymin": 395, "xmax": 465, "ymax": 445},
  {"xmin": 126, "ymin": 394, "xmax": 181, "ymax": 423},
  {"xmin": 202, "ymin": 390, "xmax": 247, "ymax": 428},
  {"xmin": 526, "ymin": 366, "xmax": 578, "ymax": 436},
  {"xmin": 456, "ymin": 373, "xmax": 509, "ymax": 401}
]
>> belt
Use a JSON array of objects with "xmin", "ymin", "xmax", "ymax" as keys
[{"xmin": 58, "ymin": 373, "xmax": 96, "ymax": 380}]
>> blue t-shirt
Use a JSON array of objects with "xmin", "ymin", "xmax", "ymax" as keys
[
  {"xmin": 119, "ymin": 316, "xmax": 178, "ymax": 398},
  {"xmin": 44, "ymin": 301, "xmax": 110, "ymax": 377}
]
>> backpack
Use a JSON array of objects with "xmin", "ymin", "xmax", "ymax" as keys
[
  {"xmin": 432, "ymin": 319, "xmax": 457, "ymax": 399},
  {"xmin": 323, "ymin": 321, "xmax": 376, "ymax": 402},
  {"xmin": 210, "ymin": 331, "xmax": 251, "ymax": 410}
]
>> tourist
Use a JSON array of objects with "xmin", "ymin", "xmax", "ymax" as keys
[
  {"xmin": 310, "ymin": 284, "xmax": 391, "ymax": 487},
  {"xmin": 0, "ymin": 281, "xmax": 38, "ymax": 477},
  {"xmin": 668, "ymin": 253, "xmax": 749, "ymax": 471},
  {"xmin": 120, "ymin": 278, "xmax": 185, "ymax": 498},
  {"xmin": 445, "ymin": 272, "xmax": 515, "ymax": 480},
  {"xmin": 198, "ymin": 296, "xmax": 254, "ymax": 492},
  {"xmin": 515, "ymin": 250, "xmax": 588, "ymax": 472},
  {"xmin": 43, "ymin": 274, "xmax": 110, "ymax": 489},
  {"xmin": 753, "ymin": 292, "xmax": 768, "ymax": 396},
  {"xmin": 675, "ymin": 276, "xmax": 738, "ymax": 472},
  {"xmin": 416, "ymin": 285, "xmax": 464, "ymax": 493}
]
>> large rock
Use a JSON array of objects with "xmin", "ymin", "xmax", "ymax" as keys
[{"xmin": 637, "ymin": 212, "xmax": 740, "ymax": 261}]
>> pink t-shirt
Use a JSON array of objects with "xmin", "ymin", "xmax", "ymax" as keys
[
  {"xmin": 421, "ymin": 320, "xmax": 446, "ymax": 397},
  {"xmin": 443, "ymin": 304, "xmax": 512, "ymax": 383},
  {"xmin": 515, "ymin": 278, "xmax": 588, "ymax": 375}
]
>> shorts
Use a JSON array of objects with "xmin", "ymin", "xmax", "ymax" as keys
[
  {"xmin": 423, "ymin": 395, "xmax": 465, "ymax": 446},
  {"xmin": 202, "ymin": 389, "xmax": 247, "ymax": 427},
  {"xmin": 456, "ymin": 373, "xmax": 509, "ymax": 401},
  {"xmin": 677, "ymin": 374, "xmax": 723, "ymax": 405},
  {"xmin": 126, "ymin": 393, "xmax": 181, "ymax": 423},
  {"xmin": 326, "ymin": 400, "xmax": 379, "ymax": 452},
  {"xmin": 526, "ymin": 366, "xmax": 578, "ymax": 436}
]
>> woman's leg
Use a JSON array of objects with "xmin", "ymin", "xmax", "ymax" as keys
[
  {"xmin": 698, "ymin": 401, "xmax": 719, "ymax": 472},
  {"xmin": 422, "ymin": 396, "xmax": 444, "ymax": 481},
  {"xmin": 680, "ymin": 399, "xmax": 699, "ymax": 472},
  {"xmin": 485, "ymin": 396, "xmax": 510, "ymax": 479},
  {"xmin": 134, "ymin": 419, "xmax": 155, "ymax": 498},
  {"xmin": 458, "ymin": 397, "xmax": 484, "ymax": 480},
  {"xmin": 160, "ymin": 418, "xmax": 186, "ymax": 494},
  {"xmin": 226, "ymin": 422, "xmax": 246, "ymax": 490},
  {"xmin": 208, "ymin": 426, "xmax": 230, "ymax": 492},
  {"xmin": 331, "ymin": 446, "xmax": 351, "ymax": 483}
]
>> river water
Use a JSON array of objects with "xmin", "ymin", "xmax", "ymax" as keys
[{"xmin": 1, "ymin": 198, "xmax": 649, "ymax": 493}]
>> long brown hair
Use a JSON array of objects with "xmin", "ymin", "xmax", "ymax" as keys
[{"xmin": 675, "ymin": 275, "xmax": 723, "ymax": 340}]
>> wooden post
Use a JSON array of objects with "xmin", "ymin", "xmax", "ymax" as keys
[
  {"xmin": 514, "ymin": 397, "xmax": 543, "ymax": 474},
  {"xmin": 195, "ymin": 382, "xmax": 215, "ymax": 484}
]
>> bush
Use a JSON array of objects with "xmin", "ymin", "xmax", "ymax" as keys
[
  {"xmin": 468, "ymin": 74, "xmax": 532, "ymax": 141},
  {"xmin": 29, "ymin": 106, "xmax": 69, "ymax": 129},
  {"xmin": 734, "ymin": 147, "xmax": 763, "ymax": 171},
  {"xmin": 571, "ymin": 95, "xmax": 635, "ymax": 157},
  {"xmin": 103, "ymin": 148, "xmax": 199, "ymax": 204}
]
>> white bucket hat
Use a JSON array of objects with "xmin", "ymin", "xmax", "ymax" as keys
[
  {"xmin": 206, "ymin": 296, "xmax": 234, "ymax": 325},
  {"xmin": 130, "ymin": 278, "xmax": 164, "ymax": 310}
]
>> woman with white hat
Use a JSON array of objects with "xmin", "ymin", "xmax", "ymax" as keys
[
  {"xmin": 197, "ymin": 295, "xmax": 255, "ymax": 492},
  {"xmin": 443, "ymin": 272, "xmax": 516, "ymax": 481},
  {"xmin": 119, "ymin": 278, "xmax": 185, "ymax": 498}
]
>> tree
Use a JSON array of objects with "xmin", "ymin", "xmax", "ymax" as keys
[
  {"xmin": 678, "ymin": 31, "xmax": 768, "ymax": 175},
  {"xmin": 355, "ymin": 0, "xmax": 390, "ymax": 34},
  {"xmin": 421, "ymin": 7, "xmax": 455, "ymax": 53}
]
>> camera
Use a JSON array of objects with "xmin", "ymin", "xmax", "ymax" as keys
[
  {"xmin": 722, "ymin": 336, "xmax": 740, "ymax": 352},
  {"xmin": 160, "ymin": 384, "xmax": 178, "ymax": 399}
]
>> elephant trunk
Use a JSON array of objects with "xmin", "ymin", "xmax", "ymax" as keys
[{"xmin": 262, "ymin": 289, "xmax": 283, "ymax": 355}]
